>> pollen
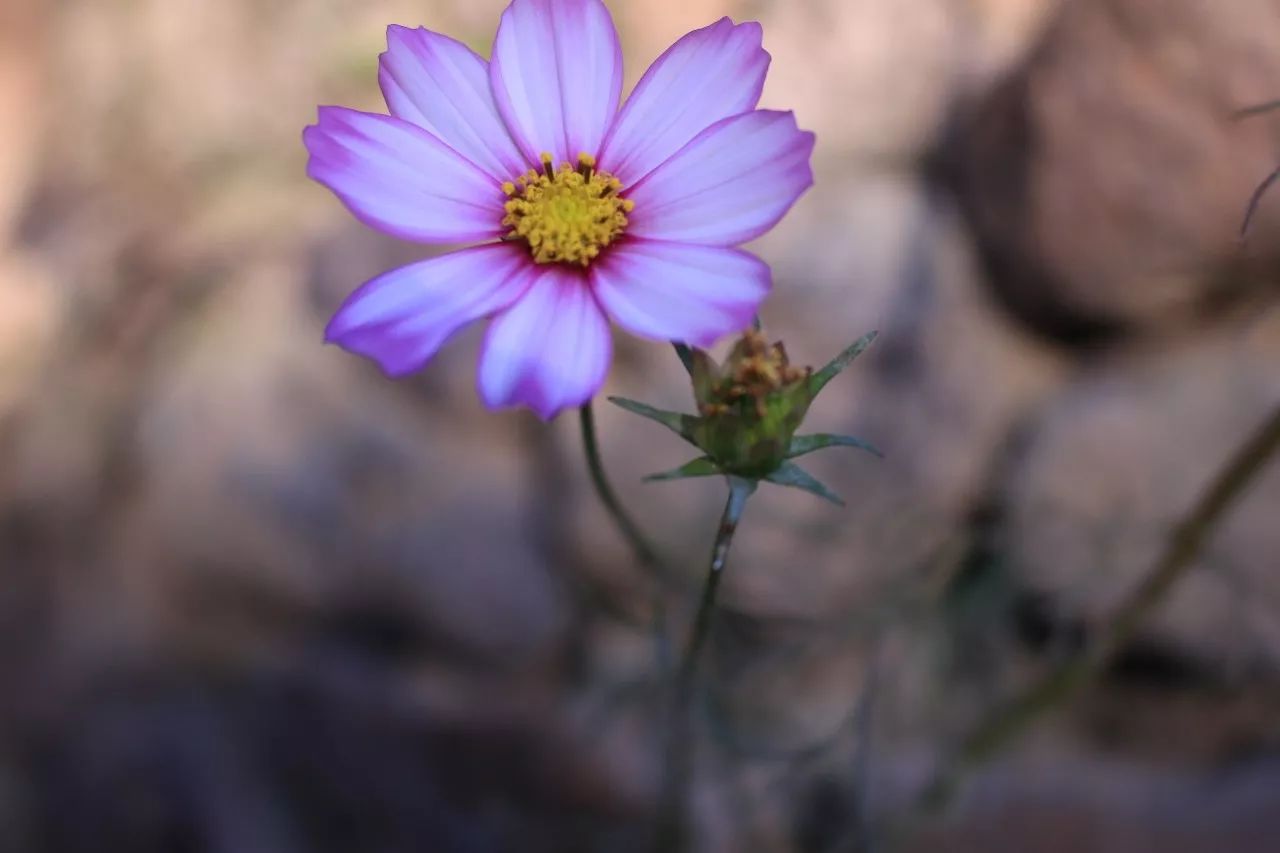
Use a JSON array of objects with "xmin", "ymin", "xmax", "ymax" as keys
[{"xmin": 502, "ymin": 153, "xmax": 633, "ymax": 267}]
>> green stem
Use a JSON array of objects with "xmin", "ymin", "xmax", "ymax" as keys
[
  {"xmin": 579, "ymin": 401, "xmax": 672, "ymax": 674},
  {"xmin": 654, "ymin": 476, "xmax": 756, "ymax": 852},
  {"xmin": 911, "ymin": 402, "xmax": 1280, "ymax": 819},
  {"xmin": 579, "ymin": 401, "xmax": 664, "ymax": 570}
]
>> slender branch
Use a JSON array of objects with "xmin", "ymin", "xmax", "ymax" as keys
[
  {"xmin": 1233, "ymin": 99, "xmax": 1280, "ymax": 119},
  {"xmin": 1240, "ymin": 165, "xmax": 1280, "ymax": 239},
  {"xmin": 909, "ymin": 403, "xmax": 1280, "ymax": 819},
  {"xmin": 850, "ymin": 643, "xmax": 883, "ymax": 853},
  {"xmin": 1235, "ymin": 100, "xmax": 1280, "ymax": 237},
  {"xmin": 654, "ymin": 476, "xmax": 756, "ymax": 852}
]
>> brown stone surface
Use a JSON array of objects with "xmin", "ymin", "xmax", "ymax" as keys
[
  {"xmin": 0, "ymin": 0, "xmax": 46, "ymax": 240},
  {"xmin": 1000, "ymin": 307, "xmax": 1280, "ymax": 674},
  {"xmin": 949, "ymin": 0, "xmax": 1280, "ymax": 337}
]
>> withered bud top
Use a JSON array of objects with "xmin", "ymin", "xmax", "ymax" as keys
[{"xmin": 697, "ymin": 330, "xmax": 811, "ymax": 418}]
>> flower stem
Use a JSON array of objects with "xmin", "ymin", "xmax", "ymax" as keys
[
  {"xmin": 654, "ymin": 476, "xmax": 756, "ymax": 852},
  {"xmin": 907, "ymin": 402, "xmax": 1280, "ymax": 824},
  {"xmin": 578, "ymin": 401, "xmax": 673, "ymax": 674},
  {"xmin": 579, "ymin": 401, "xmax": 664, "ymax": 570}
]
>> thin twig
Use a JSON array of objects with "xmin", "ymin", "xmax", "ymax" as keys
[
  {"xmin": 1233, "ymin": 99, "xmax": 1280, "ymax": 237},
  {"xmin": 847, "ymin": 642, "xmax": 883, "ymax": 853},
  {"xmin": 1240, "ymin": 166, "xmax": 1280, "ymax": 239},
  {"xmin": 1232, "ymin": 100, "xmax": 1280, "ymax": 120},
  {"xmin": 654, "ymin": 476, "xmax": 756, "ymax": 852},
  {"xmin": 905, "ymin": 403, "xmax": 1280, "ymax": 823}
]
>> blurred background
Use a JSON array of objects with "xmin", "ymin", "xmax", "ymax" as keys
[{"xmin": 1, "ymin": 0, "xmax": 1279, "ymax": 850}]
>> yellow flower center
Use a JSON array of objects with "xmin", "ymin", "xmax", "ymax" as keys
[{"xmin": 502, "ymin": 153, "xmax": 633, "ymax": 267}]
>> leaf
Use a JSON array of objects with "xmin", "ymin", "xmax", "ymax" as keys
[
  {"xmin": 645, "ymin": 456, "xmax": 721, "ymax": 482},
  {"xmin": 765, "ymin": 462, "xmax": 845, "ymax": 506},
  {"xmin": 608, "ymin": 396, "xmax": 698, "ymax": 444},
  {"xmin": 809, "ymin": 330, "xmax": 878, "ymax": 397},
  {"xmin": 787, "ymin": 433, "xmax": 884, "ymax": 460}
]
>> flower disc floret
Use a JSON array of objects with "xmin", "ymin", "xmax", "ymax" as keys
[{"xmin": 502, "ymin": 153, "xmax": 633, "ymax": 267}]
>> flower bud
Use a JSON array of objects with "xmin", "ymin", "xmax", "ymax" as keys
[
  {"xmin": 611, "ymin": 329, "xmax": 880, "ymax": 503},
  {"xmin": 689, "ymin": 331, "xmax": 814, "ymax": 477}
]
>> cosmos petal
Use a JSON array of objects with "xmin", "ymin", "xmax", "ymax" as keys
[
  {"xmin": 598, "ymin": 18, "xmax": 770, "ymax": 186},
  {"xmin": 379, "ymin": 25, "xmax": 527, "ymax": 181},
  {"xmin": 304, "ymin": 107, "xmax": 505, "ymax": 244},
  {"xmin": 626, "ymin": 110, "xmax": 815, "ymax": 246},
  {"xmin": 490, "ymin": 0, "xmax": 623, "ymax": 166},
  {"xmin": 591, "ymin": 240, "xmax": 769, "ymax": 347},
  {"xmin": 325, "ymin": 243, "xmax": 536, "ymax": 377},
  {"xmin": 477, "ymin": 267, "xmax": 613, "ymax": 419}
]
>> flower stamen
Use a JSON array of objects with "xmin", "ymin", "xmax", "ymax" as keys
[{"xmin": 502, "ymin": 152, "xmax": 633, "ymax": 267}]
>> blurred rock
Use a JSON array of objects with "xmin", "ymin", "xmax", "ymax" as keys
[
  {"xmin": 959, "ymin": 0, "xmax": 1063, "ymax": 88},
  {"xmin": 23, "ymin": 657, "xmax": 648, "ymax": 853},
  {"xmin": 903, "ymin": 755, "xmax": 1280, "ymax": 853},
  {"xmin": 708, "ymin": 608, "xmax": 874, "ymax": 757},
  {"xmin": 948, "ymin": 0, "xmax": 1280, "ymax": 338},
  {"xmin": 0, "ymin": 254, "xmax": 59, "ymax": 417},
  {"xmin": 1000, "ymin": 307, "xmax": 1280, "ymax": 677},
  {"xmin": 758, "ymin": 0, "xmax": 1058, "ymax": 163},
  {"xmin": 0, "ymin": 0, "xmax": 54, "ymax": 418},
  {"xmin": 760, "ymin": 0, "xmax": 959, "ymax": 162},
  {"xmin": 0, "ymin": 0, "xmax": 47, "ymax": 240}
]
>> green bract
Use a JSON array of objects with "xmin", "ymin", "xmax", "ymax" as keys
[{"xmin": 610, "ymin": 330, "xmax": 881, "ymax": 505}]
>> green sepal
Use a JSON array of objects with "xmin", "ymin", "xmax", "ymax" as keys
[
  {"xmin": 809, "ymin": 330, "xmax": 878, "ymax": 397},
  {"xmin": 765, "ymin": 461, "xmax": 845, "ymax": 506},
  {"xmin": 608, "ymin": 396, "xmax": 698, "ymax": 444},
  {"xmin": 645, "ymin": 456, "xmax": 721, "ymax": 482},
  {"xmin": 787, "ymin": 433, "xmax": 884, "ymax": 460},
  {"xmin": 689, "ymin": 349, "xmax": 719, "ymax": 408},
  {"xmin": 691, "ymin": 379, "xmax": 815, "ymax": 478}
]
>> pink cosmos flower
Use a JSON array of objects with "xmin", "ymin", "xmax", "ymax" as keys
[{"xmin": 304, "ymin": 0, "xmax": 815, "ymax": 419}]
